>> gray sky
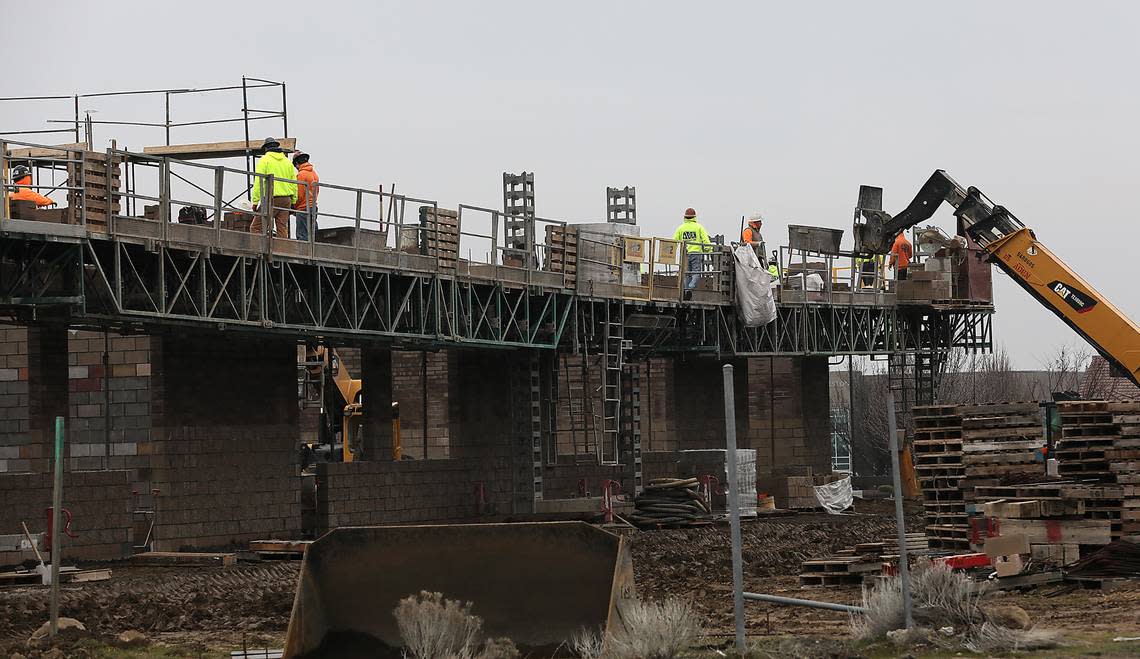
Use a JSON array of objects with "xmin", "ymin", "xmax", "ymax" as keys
[{"xmin": 4, "ymin": 1, "xmax": 1137, "ymax": 368}]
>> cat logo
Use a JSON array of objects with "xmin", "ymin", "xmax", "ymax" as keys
[{"xmin": 1049, "ymin": 280, "xmax": 1097, "ymax": 314}]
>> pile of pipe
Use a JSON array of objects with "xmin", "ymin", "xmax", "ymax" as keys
[{"xmin": 629, "ymin": 477, "xmax": 711, "ymax": 527}]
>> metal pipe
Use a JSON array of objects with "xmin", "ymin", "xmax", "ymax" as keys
[
  {"xmin": 723, "ymin": 363, "xmax": 745, "ymax": 652},
  {"xmin": 281, "ymin": 82, "xmax": 288, "ymax": 138},
  {"xmin": 886, "ymin": 391, "xmax": 914, "ymax": 628},
  {"xmin": 742, "ymin": 592, "xmax": 865, "ymax": 614},
  {"xmin": 49, "ymin": 415, "xmax": 65, "ymax": 635},
  {"xmin": 242, "ymin": 76, "xmax": 252, "ymax": 200}
]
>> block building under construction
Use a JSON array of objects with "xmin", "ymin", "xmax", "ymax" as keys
[{"xmin": 0, "ymin": 80, "xmax": 994, "ymax": 561}]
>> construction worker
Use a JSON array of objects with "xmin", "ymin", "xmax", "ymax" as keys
[
  {"xmin": 889, "ymin": 231, "xmax": 913, "ymax": 281},
  {"xmin": 673, "ymin": 207, "xmax": 712, "ymax": 295},
  {"xmin": 250, "ymin": 137, "xmax": 297, "ymax": 238},
  {"xmin": 741, "ymin": 212, "xmax": 768, "ymax": 267},
  {"xmin": 856, "ymin": 254, "xmax": 884, "ymax": 289},
  {"xmin": 291, "ymin": 152, "xmax": 319, "ymax": 241},
  {"xmin": 6, "ymin": 165, "xmax": 55, "ymax": 207}
]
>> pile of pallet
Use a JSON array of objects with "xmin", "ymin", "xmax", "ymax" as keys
[
  {"xmin": 799, "ymin": 533, "xmax": 928, "ymax": 586},
  {"xmin": 545, "ymin": 225, "xmax": 578, "ymax": 286},
  {"xmin": 419, "ymin": 206, "xmax": 459, "ymax": 270},
  {"xmin": 914, "ymin": 403, "xmax": 1047, "ymax": 550},
  {"xmin": 976, "ymin": 483, "xmax": 1116, "ymax": 564},
  {"xmin": 1055, "ymin": 401, "xmax": 1140, "ymax": 541},
  {"xmin": 67, "ymin": 150, "xmax": 122, "ymax": 229}
]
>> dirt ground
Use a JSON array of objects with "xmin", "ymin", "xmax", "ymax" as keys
[{"xmin": 2, "ymin": 500, "xmax": 1139, "ymax": 657}]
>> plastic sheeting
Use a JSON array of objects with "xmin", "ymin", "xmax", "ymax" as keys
[
  {"xmin": 733, "ymin": 245, "xmax": 776, "ymax": 327},
  {"xmin": 814, "ymin": 475, "xmax": 853, "ymax": 514}
]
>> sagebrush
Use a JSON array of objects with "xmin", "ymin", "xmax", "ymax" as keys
[
  {"xmin": 572, "ymin": 598, "xmax": 700, "ymax": 659},
  {"xmin": 852, "ymin": 560, "xmax": 1056, "ymax": 652},
  {"xmin": 393, "ymin": 591, "xmax": 520, "ymax": 659}
]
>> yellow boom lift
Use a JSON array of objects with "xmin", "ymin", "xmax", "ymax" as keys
[{"xmin": 854, "ymin": 170, "xmax": 1139, "ymax": 386}]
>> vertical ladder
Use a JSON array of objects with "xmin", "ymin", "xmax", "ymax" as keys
[
  {"xmin": 298, "ymin": 346, "xmax": 325, "ymax": 410},
  {"xmin": 888, "ymin": 351, "xmax": 912, "ymax": 428},
  {"xmin": 600, "ymin": 303, "xmax": 628, "ymax": 465},
  {"xmin": 502, "ymin": 172, "xmax": 536, "ymax": 268},
  {"xmin": 623, "ymin": 361, "xmax": 644, "ymax": 495}
]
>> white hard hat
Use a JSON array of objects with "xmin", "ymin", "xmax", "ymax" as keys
[{"xmin": 747, "ymin": 212, "xmax": 764, "ymax": 223}]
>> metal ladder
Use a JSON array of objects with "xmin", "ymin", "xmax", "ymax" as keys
[
  {"xmin": 297, "ymin": 348, "xmax": 325, "ymax": 410},
  {"xmin": 502, "ymin": 172, "xmax": 535, "ymax": 268},
  {"xmin": 600, "ymin": 303, "xmax": 629, "ymax": 465}
]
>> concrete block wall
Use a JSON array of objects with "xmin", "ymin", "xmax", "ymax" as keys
[
  {"xmin": 391, "ymin": 350, "xmax": 456, "ymax": 460},
  {"xmin": 0, "ymin": 327, "xmax": 30, "ymax": 474},
  {"xmin": 0, "ymin": 469, "xmax": 133, "ymax": 565},
  {"xmin": 66, "ymin": 331, "xmax": 151, "ymax": 473},
  {"xmin": 147, "ymin": 332, "xmax": 301, "ymax": 550},
  {"xmin": 317, "ymin": 457, "xmax": 512, "ymax": 528}
]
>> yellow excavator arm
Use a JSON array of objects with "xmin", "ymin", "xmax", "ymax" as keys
[{"xmin": 855, "ymin": 170, "xmax": 1140, "ymax": 386}]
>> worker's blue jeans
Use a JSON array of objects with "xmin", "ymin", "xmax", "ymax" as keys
[
  {"xmin": 685, "ymin": 253, "xmax": 704, "ymax": 290},
  {"xmin": 294, "ymin": 207, "xmax": 318, "ymax": 241}
]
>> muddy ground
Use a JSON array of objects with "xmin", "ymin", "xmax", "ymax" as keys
[{"xmin": 2, "ymin": 500, "xmax": 1139, "ymax": 657}]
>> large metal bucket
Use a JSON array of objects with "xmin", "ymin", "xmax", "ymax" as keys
[{"xmin": 282, "ymin": 521, "xmax": 635, "ymax": 658}]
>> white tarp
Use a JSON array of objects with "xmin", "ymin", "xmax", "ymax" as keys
[
  {"xmin": 733, "ymin": 245, "xmax": 776, "ymax": 327},
  {"xmin": 814, "ymin": 475, "xmax": 853, "ymax": 514}
]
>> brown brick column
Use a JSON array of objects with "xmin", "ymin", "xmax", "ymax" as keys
[
  {"xmin": 360, "ymin": 347, "xmax": 393, "ymax": 460},
  {"xmin": 26, "ymin": 324, "xmax": 69, "ymax": 474},
  {"xmin": 148, "ymin": 331, "xmax": 300, "ymax": 550}
]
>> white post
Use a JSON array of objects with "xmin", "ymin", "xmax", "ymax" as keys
[
  {"xmin": 723, "ymin": 364, "xmax": 746, "ymax": 651},
  {"xmin": 886, "ymin": 392, "xmax": 914, "ymax": 628}
]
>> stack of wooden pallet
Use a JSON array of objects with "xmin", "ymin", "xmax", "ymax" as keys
[
  {"xmin": 799, "ymin": 533, "xmax": 929, "ymax": 587},
  {"xmin": 913, "ymin": 404, "xmax": 968, "ymax": 550},
  {"xmin": 914, "ymin": 402, "xmax": 1048, "ymax": 550},
  {"xmin": 1055, "ymin": 401, "xmax": 1140, "ymax": 540},
  {"xmin": 959, "ymin": 403, "xmax": 1045, "ymax": 493},
  {"xmin": 975, "ymin": 481, "xmax": 1117, "ymax": 560},
  {"xmin": 1114, "ymin": 407, "xmax": 1140, "ymax": 539},
  {"xmin": 419, "ymin": 206, "xmax": 459, "ymax": 270},
  {"xmin": 546, "ymin": 225, "xmax": 578, "ymax": 287},
  {"xmin": 68, "ymin": 150, "xmax": 122, "ymax": 229}
]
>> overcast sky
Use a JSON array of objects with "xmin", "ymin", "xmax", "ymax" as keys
[{"xmin": 3, "ymin": 1, "xmax": 1137, "ymax": 369}]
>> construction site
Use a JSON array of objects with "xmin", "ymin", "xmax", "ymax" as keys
[{"xmin": 1, "ymin": 67, "xmax": 1139, "ymax": 659}]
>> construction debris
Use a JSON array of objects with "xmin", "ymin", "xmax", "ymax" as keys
[
  {"xmin": 630, "ymin": 478, "xmax": 711, "ymax": 528},
  {"xmin": 130, "ymin": 551, "xmax": 236, "ymax": 568},
  {"xmin": 1064, "ymin": 540, "xmax": 1140, "ymax": 579},
  {"xmin": 799, "ymin": 533, "xmax": 929, "ymax": 586}
]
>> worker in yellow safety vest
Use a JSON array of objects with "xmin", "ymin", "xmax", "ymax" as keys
[
  {"xmin": 673, "ymin": 207, "xmax": 712, "ymax": 295},
  {"xmin": 855, "ymin": 254, "xmax": 884, "ymax": 289},
  {"xmin": 250, "ymin": 137, "xmax": 297, "ymax": 238}
]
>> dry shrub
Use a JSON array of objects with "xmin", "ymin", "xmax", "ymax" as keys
[
  {"xmin": 570, "ymin": 599, "xmax": 700, "ymax": 659},
  {"xmin": 611, "ymin": 598, "xmax": 701, "ymax": 659},
  {"xmin": 394, "ymin": 591, "xmax": 519, "ymax": 659},
  {"xmin": 852, "ymin": 560, "xmax": 1057, "ymax": 652},
  {"xmin": 570, "ymin": 627, "xmax": 606, "ymax": 659}
]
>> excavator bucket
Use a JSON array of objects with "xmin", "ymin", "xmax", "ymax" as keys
[{"xmin": 282, "ymin": 521, "xmax": 635, "ymax": 658}]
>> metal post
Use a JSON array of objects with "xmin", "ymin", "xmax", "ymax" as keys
[
  {"xmin": 280, "ymin": 82, "xmax": 288, "ymax": 138},
  {"xmin": 73, "ymin": 95, "xmax": 80, "ymax": 143},
  {"xmin": 49, "ymin": 415, "xmax": 64, "ymax": 635},
  {"xmin": 723, "ymin": 364, "xmax": 746, "ymax": 652},
  {"xmin": 164, "ymin": 92, "xmax": 171, "ymax": 146},
  {"xmin": 242, "ymin": 77, "xmax": 253, "ymax": 200},
  {"xmin": 886, "ymin": 391, "xmax": 914, "ymax": 629},
  {"xmin": 743, "ymin": 592, "xmax": 865, "ymax": 614},
  {"xmin": 0, "ymin": 139, "xmax": 8, "ymax": 222},
  {"xmin": 214, "ymin": 167, "xmax": 224, "ymax": 246}
]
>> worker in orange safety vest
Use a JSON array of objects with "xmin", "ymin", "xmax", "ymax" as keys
[
  {"xmin": 740, "ymin": 212, "xmax": 769, "ymax": 268},
  {"xmin": 889, "ymin": 231, "xmax": 913, "ymax": 280},
  {"xmin": 6, "ymin": 165, "xmax": 55, "ymax": 207}
]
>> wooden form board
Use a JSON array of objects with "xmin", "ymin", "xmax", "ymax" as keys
[
  {"xmin": 142, "ymin": 138, "xmax": 297, "ymax": 160},
  {"xmin": 6, "ymin": 143, "xmax": 88, "ymax": 159}
]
